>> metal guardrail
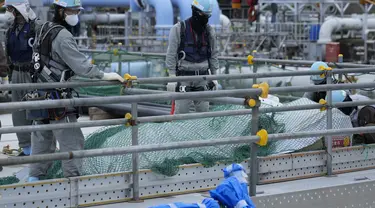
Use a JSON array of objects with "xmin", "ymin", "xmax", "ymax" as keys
[{"xmin": 0, "ymin": 56, "xmax": 375, "ymax": 200}]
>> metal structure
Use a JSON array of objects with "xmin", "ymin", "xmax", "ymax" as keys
[
  {"xmin": 22, "ymin": 0, "xmax": 375, "ymax": 62},
  {"xmin": 0, "ymin": 56, "xmax": 374, "ymax": 207}
]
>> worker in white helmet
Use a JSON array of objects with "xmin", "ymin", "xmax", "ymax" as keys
[
  {"xmin": 3, "ymin": 0, "xmax": 39, "ymax": 157},
  {"xmin": 27, "ymin": 0, "xmax": 125, "ymax": 182},
  {"xmin": 166, "ymin": 0, "xmax": 219, "ymax": 114}
]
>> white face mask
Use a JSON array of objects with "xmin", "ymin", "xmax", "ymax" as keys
[
  {"xmin": 4, "ymin": 11, "xmax": 15, "ymax": 24},
  {"xmin": 65, "ymin": 14, "xmax": 79, "ymax": 26}
]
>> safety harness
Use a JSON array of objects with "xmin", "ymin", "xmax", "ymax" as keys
[
  {"xmin": 32, "ymin": 21, "xmax": 74, "ymax": 83},
  {"xmin": 25, "ymin": 22, "xmax": 78, "ymax": 122},
  {"xmin": 174, "ymin": 19, "xmax": 214, "ymax": 92}
]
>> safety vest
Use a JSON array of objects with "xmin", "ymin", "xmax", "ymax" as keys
[
  {"xmin": 180, "ymin": 19, "xmax": 211, "ymax": 63},
  {"xmin": 6, "ymin": 22, "xmax": 34, "ymax": 64}
]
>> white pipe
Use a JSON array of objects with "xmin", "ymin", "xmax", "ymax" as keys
[
  {"xmin": 0, "ymin": 14, "xmax": 7, "ymax": 22},
  {"xmin": 80, "ymin": 13, "xmax": 126, "ymax": 24},
  {"xmin": 220, "ymin": 14, "xmax": 231, "ymax": 33},
  {"xmin": 318, "ymin": 16, "xmax": 375, "ymax": 44}
]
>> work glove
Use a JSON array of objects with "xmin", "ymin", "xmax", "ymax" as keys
[
  {"xmin": 102, "ymin": 72, "xmax": 125, "ymax": 82},
  {"xmin": 1, "ymin": 76, "xmax": 9, "ymax": 97},
  {"xmin": 207, "ymin": 80, "xmax": 219, "ymax": 90},
  {"xmin": 167, "ymin": 82, "xmax": 177, "ymax": 92},
  {"xmin": 212, "ymin": 80, "xmax": 219, "ymax": 90}
]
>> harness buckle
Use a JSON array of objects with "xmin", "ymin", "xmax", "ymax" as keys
[{"xmin": 179, "ymin": 85, "xmax": 187, "ymax": 92}]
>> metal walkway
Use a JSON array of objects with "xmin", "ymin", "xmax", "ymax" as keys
[{"xmin": 89, "ymin": 169, "xmax": 375, "ymax": 208}]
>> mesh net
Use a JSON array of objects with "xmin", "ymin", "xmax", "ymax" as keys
[
  {"xmin": 80, "ymin": 98, "xmax": 353, "ymax": 177},
  {"xmin": 0, "ymin": 98, "xmax": 354, "ymax": 185}
]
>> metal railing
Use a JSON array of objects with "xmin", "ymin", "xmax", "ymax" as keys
[{"xmin": 0, "ymin": 55, "xmax": 374, "ymax": 201}]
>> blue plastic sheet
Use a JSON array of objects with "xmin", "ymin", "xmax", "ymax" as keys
[
  {"xmin": 209, "ymin": 176, "xmax": 256, "ymax": 208},
  {"xmin": 209, "ymin": 163, "xmax": 256, "ymax": 208},
  {"xmin": 149, "ymin": 198, "xmax": 220, "ymax": 208}
]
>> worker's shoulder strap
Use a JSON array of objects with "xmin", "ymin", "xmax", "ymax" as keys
[
  {"xmin": 177, "ymin": 20, "xmax": 186, "ymax": 58},
  {"xmin": 37, "ymin": 22, "xmax": 65, "ymax": 67},
  {"xmin": 177, "ymin": 20, "xmax": 212, "ymax": 57},
  {"xmin": 205, "ymin": 24, "xmax": 212, "ymax": 58}
]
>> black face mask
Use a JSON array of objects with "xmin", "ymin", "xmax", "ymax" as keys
[{"xmin": 191, "ymin": 8, "xmax": 209, "ymax": 34}]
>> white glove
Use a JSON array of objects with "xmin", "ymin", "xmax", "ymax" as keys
[
  {"xmin": 167, "ymin": 82, "xmax": 177, "ymax": 92},
  {"xmin": 212, "ymin": 80, "xmax": 219, "ymax": 90},
  {"xmin": 1, "ymin": 76, "xmax": 9, "ymax": 97},
  {"xmin": 1, "ymin": 76, "xmax": 9, "ymax": 85},
  {"xmin": 102, "ymin": 72, "xmax": 125, "ymax": 82}
]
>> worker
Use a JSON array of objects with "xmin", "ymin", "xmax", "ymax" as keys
[
  {"xmin": 4, "ymin": 0, "xmax": 38, "ymax": 156},
  {"xmin": 27, "ymin": 0, "xmax": 125, "ymax": 182},
  {"xmin": 166, "ymin": 0, "xmax": 219, "ymax": 114},
  {"xmin": 328, "ymin": 90, "xmax": 375, "ymax": 144},
  {"xmin": 303, "ymin": 61, "xmax": 343, "ymax": 103},
  {"xmin": 0, "ymin": 43, "xmax": 9, "ymax": 100},
  {"xmin": 328, "ymin": 90, "xmax": 357, "ymax": 117}
]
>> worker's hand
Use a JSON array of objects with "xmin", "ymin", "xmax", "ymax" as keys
[
  {"xmin": 2, "ymin": 91, "xmax": 9, "ymax": 98},
  {"xmin": 167, "ymin": 82, "xmax": 177, "ymax": 92},
  {"xmin": 1, "ymin": 76, "xmax": 9, "ymax": 98},
  {"xmin": 207, "ymin": 80, "xmax": 219, "ymax": 90},
  {"xmin": 102, "ymin": 72, "xmax": 125, "ymax": 83},
  {"xmin": 212, "ymin": 80, "xmax": 219, "ymax": 90},
  {"xmin": 1, "ymin": 76, "xmax": 9, "ymax": 85}
]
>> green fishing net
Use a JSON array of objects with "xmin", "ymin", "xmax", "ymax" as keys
[{"xmin": 0, "ymin": 98, "xmax": 355, "ymax": 185}]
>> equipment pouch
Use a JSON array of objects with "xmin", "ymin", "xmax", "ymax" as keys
[
  {"xmin": 24, "ymin": 90, "xmax": 50, "ymax": 121},
  {"xmin": 24, "ymin": 90, "xmax": 67, "ymax": 121}
]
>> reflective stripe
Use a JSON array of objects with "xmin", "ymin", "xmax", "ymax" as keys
[
  {"xmin": 197, "ymin": 203, "xmax": 206, "ymax": 208},
  {"xmin": 168, "ymin": 203, "xmax": 178, "ymax": 208},
  {"xmin": 235, "ymin": 200, "xmax": 248, "ymax": 208}
]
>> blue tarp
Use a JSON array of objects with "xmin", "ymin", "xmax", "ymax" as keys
[
  {"xmin": 149, "ymin": 198, "xmax": 220, "ymax": 208},
  {"xmin": 210, "ymin": 176, "xmax": 256, "ymax": 208},
  {"xmin": 209, "ymin": 163, "xmax": 256, "ymax": 208},
  {"xmin": 150, "ymin": 164, "xmax": 255, "ymax": 208}
]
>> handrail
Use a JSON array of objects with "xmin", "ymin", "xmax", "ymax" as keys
[{"xmin": 0, "ymin": 67, "xmax": 375, "ymax": 91}]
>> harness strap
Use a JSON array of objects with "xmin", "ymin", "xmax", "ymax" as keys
[{"xmin": 175, "ymin": 19, "xmax": 212, "ymax": 76}]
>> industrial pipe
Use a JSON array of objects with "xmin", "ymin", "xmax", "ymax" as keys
[
  {"xmin": 170, "ymin": 0, "xmax": 192, "ymax": 21},
  {"xmin": 3, "ymin": 125, "xmax": 375, "ymax": 166},
  {"xmin": 220, "ymin": 14, "xmax": 232, "ymax": 33},
  {"xmin": 79, "ymin": 13, "xmax": 127, "ymax": 24},
  {"xmin": 80, "ymin": 49, "xmax": 372, "ymax": 68},
  {"xmin": 43, "ymin": 0, "xmax": 130, "ymax": 7},
  {"xmin": 146, "ymin": 0, "xmax": 174, "ymax": 37},
  {"xmin": 170, "ymin": 0, "xmax": 221, "ymax": 26},
  {"xmin": 318, "ymin": 16, "xmax": 375, "ymax": 44}
]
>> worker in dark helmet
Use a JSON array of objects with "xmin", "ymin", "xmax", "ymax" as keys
[
  {"xmin": 27, "ymin": 0, "xmax": 125, "ymax": 182},
  {"xmin": 166, "ymin": 0, "xmax": 219, "ymax": 114}
]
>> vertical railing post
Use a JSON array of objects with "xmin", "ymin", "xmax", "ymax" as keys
[
  {"xmin": 326, "ymin": 70, "xmax": 333, "ymax": 176},
  {"xmin": 249, "ymin": 106, "xmax": 259, "ymax": 196},
  {"xmin": 252, "ymin": 50, "xmax": 258, "ymax": 85},
  {"xmin": 248, "ymin": 51, "xmax": 259, "ymax": 196},
  {"xmin": 131, "ymin": 103, "xmax": 140, "ymax": 201},
  {"xmin": 118, "ymin": 53, "xmax": 122, "ymax": 76},
  {"xmin": 338, "ymin": 54, "xmax": 343, "ymax": 82}
]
